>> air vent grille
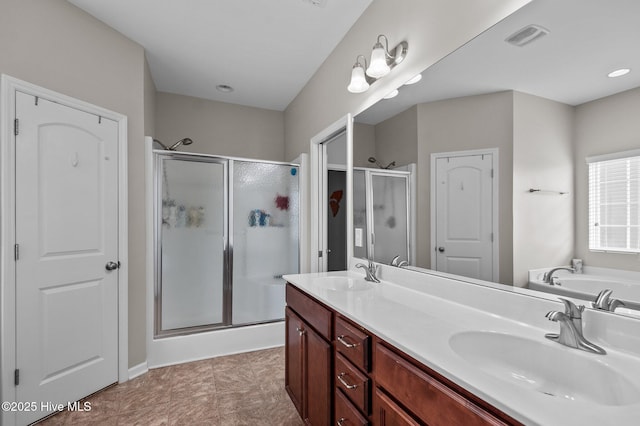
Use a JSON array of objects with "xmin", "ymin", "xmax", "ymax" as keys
[{"xmin": 505, "ymin": 25, "xmax": 549, "ymax": 47}]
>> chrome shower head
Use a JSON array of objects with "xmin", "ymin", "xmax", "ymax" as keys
[
  {"xmin": 153, "ymin": 137, "xmax": 194, "ymax": 151},
  {"xmin": 368, "ymin": 156, "xmax": 395, "ymax": 169},
  {"xmin": 168, "ymin": 138, "xmax": 193, "ymax": 150}
]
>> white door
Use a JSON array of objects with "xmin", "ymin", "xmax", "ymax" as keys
[
  {"xmin": 434, "ymin": 154, "xmax": 494, "ymax": 281},
  {"xmin": 15, "ymin": 92, "xmax": 119, "ymax": 424}
]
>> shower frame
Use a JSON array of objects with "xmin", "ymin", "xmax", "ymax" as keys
[{"xmin": 153, "ymin": 149, "xmax": 300, "ymax": 338}]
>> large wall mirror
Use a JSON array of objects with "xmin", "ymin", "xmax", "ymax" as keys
[{"xmin": 351, "ymin": 0, "xmax": 640, "ymax": 316}]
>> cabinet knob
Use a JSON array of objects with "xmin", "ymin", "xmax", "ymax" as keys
[
  {"xmin": 296, "ymin": 327, "xmax": 305, "ymax": 336},
  {"xmin": 337, "ymin": 418, "xmax": 346, "ymax": 426}
]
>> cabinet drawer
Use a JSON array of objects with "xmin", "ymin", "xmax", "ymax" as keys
[
  {"xmin": 335, "ymin": 316, "xmax": 370, "ymax": 372},
  {"xmin": 335, "ymin": 389, "xmax": 369, "ymax": 426},
  {"xmin": 335, "ymin": 353, "xmax": 370, "ymax": 415},
  {"xmin": 286, "ymin": 284, "xmax": 332, "ymax": 340},
  {"xmin": 375, "ymin": 343, "xmax": 508, "ymax": 426}
]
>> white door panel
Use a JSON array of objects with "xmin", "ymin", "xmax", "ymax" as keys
[
  {"xmin": 15, "ymin": 92, "xmax": 118, "ymax": 424},
  {"xmin": 435, "ymin": 154, "xmax": 493, "ymax": 281}
]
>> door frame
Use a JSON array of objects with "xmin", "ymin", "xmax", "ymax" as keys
[
  {"xmin": 310, "ymin": 114, "xmax": 353, "ymax": 273},
  {"xmin": 0, "ymin": 75, "xmax": 129, "ymax": 423},
  {"xmin": 430, "ymin": 148, "xmax": 499, "ymax": 281}
]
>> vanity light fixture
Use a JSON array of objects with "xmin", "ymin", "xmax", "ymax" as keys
[
  {"xmin": 607, "ymin": 68, "xmax": 631, "ymax": 78},
  {"xmin": 347, "ymin": 34, "xmax": 408, "ymax": 94}
]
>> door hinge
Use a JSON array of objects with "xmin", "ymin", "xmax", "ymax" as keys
[
  {"xmin": 14, "ymin": 244, "xmax": 19, "ymax": 261},
  {"xmin": 14, "ymin": 369, "xmax": 19, "ymax": 386},
  {"xmin": 318, "ymin": 250, "xmax": 323, "ymax": 258},
  {"xmin": 14, "ymin": 118, "xmax": 19, "ymax": 136},
  {"xmin": 490, "ymin": 233, "xmax": 494, "ymax": 242},
  {"xmin": 490, "ymin": 169, "xmax": 494, "ymax": 178}
]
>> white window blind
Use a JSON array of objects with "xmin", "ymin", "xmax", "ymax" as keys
[{"xmin": 588, "ymin": 154, "xmax": 640, "ymax": 253}]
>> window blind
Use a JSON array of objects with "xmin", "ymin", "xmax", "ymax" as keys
[{"xmin": 588, "ymin": 155, "xmax": 640, "ymax": 253}]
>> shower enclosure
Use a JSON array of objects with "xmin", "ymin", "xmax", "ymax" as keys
[
  {"xmin": 353, "ymin": 167, "xmax": 412, "ymax": 265},
  {"xmin": 154, "ymin": 152, "xmax": 299, "ymax": 337}
]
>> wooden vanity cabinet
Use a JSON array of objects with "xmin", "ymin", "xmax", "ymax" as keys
[
  {"xmin": 285, "ymin": 283, "xmax": 521, "ymax": 426},
  {"xmin": 285, "ymin": 287, "xmax": 332, "ymax": 425}
]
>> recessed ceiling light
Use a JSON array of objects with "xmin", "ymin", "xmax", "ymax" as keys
[
  {"xmin": 216, "ymin": 84, "xmax": 234, "ymax": 93},
  {"xmin": 404, "ymin": 74, "xmax": 422, "ymax": 85},
  {"xmin": 607, "ymin": 68, "xmax": 631, "ymax": 78},
  {"xmin": 383, "ymin": 89, "xmax": 399, "ymax": 99}
]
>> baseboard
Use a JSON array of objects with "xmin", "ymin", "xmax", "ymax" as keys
[{"xmin": 128, "ymin": 361, "xmax": 149, "ymax": 380}]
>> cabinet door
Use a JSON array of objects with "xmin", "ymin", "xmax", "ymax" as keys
[
  {"xmin": 374, "ymin": 388, "xmax": 420, "ymax": 426},
  {"xmin": 285, "ymin": 307, "xmax": 304, "ymax": 418},
  {"xmin": 306, "ymin": 326, "xmax": 332, "ymax": 425}
]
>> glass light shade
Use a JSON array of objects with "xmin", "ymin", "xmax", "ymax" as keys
[
  {"xmin": 366, "ymin": 44, "xmax": 390, "ymax": 78},
  {"xmin": 404, "ymin": 74, "xmax": 422, "ymax": 85},
  {"xmin": 348, "ymin": 64, "xmax": 370, "ymax": 93},
  {"xmin": 383, "ymin": 89, "xmax": 399, "ymax": 99}
]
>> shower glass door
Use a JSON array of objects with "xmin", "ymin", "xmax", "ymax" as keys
[
  {"xmin": 370, "ymin": 172, "xmax": 410, "ymax": 264},
  {"xmin": 232, "ymin": 160, "xmax": 299, "ymax": 325},
  {"xmin": 156, "ymin": 155, "xmax": 228, "ymax": 335}
]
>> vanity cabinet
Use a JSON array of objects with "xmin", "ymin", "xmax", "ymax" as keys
[
  {"xmin": 285, "ymin": 286, "xmax": 332, "ymax": 425},
  {"xmin": 285, "ymin": 283, "xmax": 521, "ymax": 426}
]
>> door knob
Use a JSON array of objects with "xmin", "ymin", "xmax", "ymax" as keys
[
  {"xmin": 105, "ymin": 261, "xmax": 120, "ymax": 271},
  {"xmin": 438, "ymin": 247, "xmax": 445, "ymax": 253}
]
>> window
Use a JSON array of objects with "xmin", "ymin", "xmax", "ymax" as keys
[{"xmin": 588, "ymin": 151, "xmax": 640, "ymax": 253}]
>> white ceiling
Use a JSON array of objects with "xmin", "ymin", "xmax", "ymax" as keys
[
  {"xmin": 358, "ymin": 0, "xmax": 640, "ymax": 125},
  {"xmin": 67, "ymin": 0, "xmax": 372, "ymax": 111}
]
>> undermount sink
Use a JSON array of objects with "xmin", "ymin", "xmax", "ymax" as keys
[
  {"xmin": 311, "ymin": 276, "xmax": 373, "ymax": 292},
  {"xmin": 449, "ymin": 331, "xmax": 640, "ymax": 406}
]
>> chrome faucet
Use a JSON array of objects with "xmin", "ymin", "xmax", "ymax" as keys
[
  {"xmin": 356, "ymin": 259, "xmax": 380, "ymax": 283},
  {"xmin": 390, "ymin": 255, "xmax": 409, "ymax": 268},
  {"xmin": 543, "ymin": 266, "xmax": 575, "ymax": 284},
  {"xmin": 545, "ymin": 298, "xmax": 606, "ymax": 355},
  {"xmin": 592, "ymin": 289, "xmax": 625, "ymax": 312}
]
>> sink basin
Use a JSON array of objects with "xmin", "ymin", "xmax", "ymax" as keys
[
  {"xmin": 449, "ymin": 331, "xmax": 640, "ymax": 406},
  {"xmin": 311, "ymin": 276, "xmax": 373, "ymax": 292}
]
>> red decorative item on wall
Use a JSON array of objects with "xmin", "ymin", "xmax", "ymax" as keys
[{"xmin": 329, "ymin": 189, "xmax": 343, "ymax": 217}]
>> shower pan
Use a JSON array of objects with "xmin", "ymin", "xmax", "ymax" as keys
[{"xmin": 154, "ymin": 151, "xmax": 299, "ymax": 338}]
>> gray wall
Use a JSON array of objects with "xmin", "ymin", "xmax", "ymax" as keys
[
  {"xmin": 0, "ymin": 0, "xmax": 148, "ymax": 367},
  {"xmin": 513, "ymin": 92, "xmax": 574, "ymax": 286},
  {"xmin": 417, "ymin": 92, "xmax": 514, "ymax": 282},
  {"xmin": 375, "ymin": 105, "xmax": 419, "ymax": 168},
  {"xmin": 575, "ymin": 86, "xmax": 640, "ymax": 272},
  {"xmin": 155, "ymin": 92, "xmax": 285, "ymax": 161},
  {"xmin": 353, "ymin": 122, "xmax": 376, "ymax": 167}
]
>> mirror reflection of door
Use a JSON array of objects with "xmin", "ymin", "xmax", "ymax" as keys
[
  {"xmin": 322, "ymin": 131, "xmax": 347, "ymax": 271},
  {"xmin": 433, "ymin": 151, "xmax": 496, "ymax": 281}
]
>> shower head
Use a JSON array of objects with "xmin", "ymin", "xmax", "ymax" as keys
[
  {"xmin": 169, "ymin": 138, "xmax": 193, "ymax": 150},
  {"xmin": 368, "ymin": 156, "xmax": 396, "ymax": 169},
  {"xmin": 153, "ymin": 137, "xmax": 194, "ymax": 151}
]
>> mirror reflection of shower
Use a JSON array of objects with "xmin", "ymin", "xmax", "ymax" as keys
[
  {"xmin": 153, "ymin": 137, "xmax": 194, "ymax": 151},
  {"xmin": 368, "ymin": 156, "xmax": 396, "ymax": 169}
]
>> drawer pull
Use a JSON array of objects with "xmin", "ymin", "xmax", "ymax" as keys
[
  {"xmin": 337, "ymin": 334, "xmax": 360, "ymax": 348},
  {"xmin": 337, "ymin": 372, "xmax": 358, "ymax": 390},
  {"xmin": 296, "ymin": 327, "xmax": 306, "ymax": 336},
  {"xmin": 337, "ymin": 417, "xmax": 346, "ymax": 426}
]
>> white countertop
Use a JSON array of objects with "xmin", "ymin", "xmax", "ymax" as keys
[{"xmin": 283, "ymin": 269, "xmax": 640, "ymax": 426}]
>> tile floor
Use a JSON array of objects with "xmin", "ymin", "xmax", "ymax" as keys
[{"xmin": 37, "ymin": 347, "xmax": 303, "ymax": 426}]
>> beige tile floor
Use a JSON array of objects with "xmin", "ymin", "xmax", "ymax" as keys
[{"xmin": 37, "ymin": 347, "xmax": 303, "ymax": 426}]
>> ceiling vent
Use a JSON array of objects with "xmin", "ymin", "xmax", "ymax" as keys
[{"xmin": 505, "ymin": 25, "xmax": 549, "ymax": 47}]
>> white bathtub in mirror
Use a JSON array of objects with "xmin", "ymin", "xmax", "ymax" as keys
[{"xmin": 529, "ymin": 266, "xmax": 640, "ymax": 317}]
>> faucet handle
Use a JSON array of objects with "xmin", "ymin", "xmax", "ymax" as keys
[
  {"xmin": 559, "ymin": 298, "xmax": 584, "ymax": 318},
  {"xmin": 593, "ymin": 289, "xmax": 613, "ymax": 310},
  {"xmin": 390, "ymin": 255, "xmax": 400, "ymax": 266}
]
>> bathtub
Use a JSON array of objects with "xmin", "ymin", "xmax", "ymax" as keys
[{"xmin": 528, "ymin": 266, "xmax": 640, "ymax": 315}]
